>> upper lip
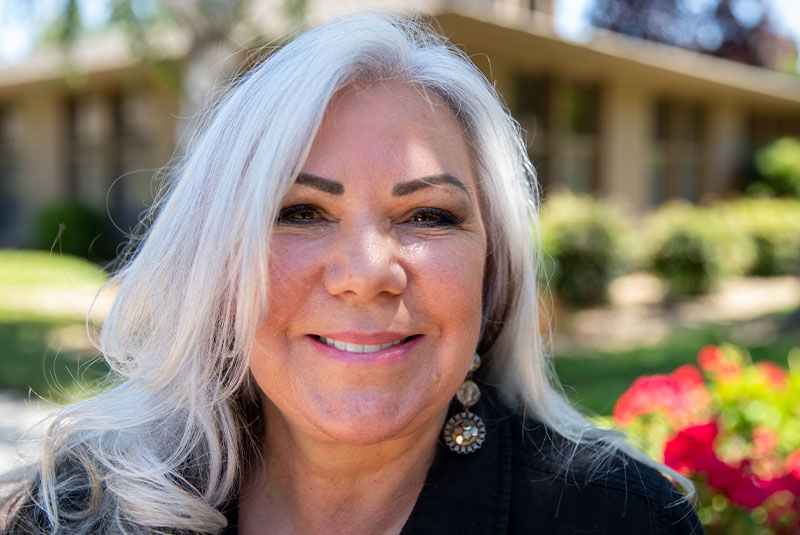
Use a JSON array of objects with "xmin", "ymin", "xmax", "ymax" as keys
[{"xmin": 313, "ymin": 331, "xmax": 416, "ymax": 345}]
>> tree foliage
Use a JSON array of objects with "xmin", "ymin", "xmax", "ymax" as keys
[
  {"xmin": 43, "ymin": 0, "xmax": 307, "ymax": 145},
  {"xmin": 590, "ymin": 0, "xmax": 798, "ymax": 71}
]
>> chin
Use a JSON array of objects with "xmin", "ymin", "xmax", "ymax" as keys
[{"xmin": 306, "ymin": 390, "xmax": 444, "ymax": 446}]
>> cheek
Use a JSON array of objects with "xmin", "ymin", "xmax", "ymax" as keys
[
  {"xmin": 263, "ymin": 238, "xmax": 322, "ymax": 328},
  {"xmin": 409, "ymin": 238, "xmax": 485, "ymax": 338}
]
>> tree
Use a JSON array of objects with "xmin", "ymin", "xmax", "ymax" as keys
[
  {"xmin": 50, "ymin": 0, "xmax": 309, "ymax": 148},
  {"xmin": 590, "ymin": 0, "xmax": 797, "ymax": 71}
]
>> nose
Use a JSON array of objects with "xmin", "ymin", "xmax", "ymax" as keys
[{"xmin": 323, "ymin": 223, "xmax": 407, "ymax": 302}]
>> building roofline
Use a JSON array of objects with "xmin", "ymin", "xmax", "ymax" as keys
[
  {"xmin": 436, "ymin": 5, "xmax": 800, "ymax": 106},
  {"xmin": 2, "ymin": 3, "xmax": 799, "ymax": 106},
  {"xmin": 0, "ymin": 30, "xmax": 190, "ymax": 93},
  {"xmin": 586, "ymin": 25, "xmax": 800, "ymax": 104}
]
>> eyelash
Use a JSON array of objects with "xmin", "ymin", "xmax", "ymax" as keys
[
  {"xmin": 277, "ymin": 204, "xmax": 321, "ymax": 225},
  {"xmin": 276, "ymin": 205, "xmax": 462, "ymax": 227},
  {"xmin": 408, "ymin": 208, "xmax": 461, "ymax": 227}
]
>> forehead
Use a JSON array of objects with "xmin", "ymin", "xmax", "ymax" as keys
[
  {"xmin": 303, "ymin": 81, "xmax": 477, "ymax": 191},
  {"xmin": 326, "ymin": 80, "xmax": 462, "ymax": 132}
]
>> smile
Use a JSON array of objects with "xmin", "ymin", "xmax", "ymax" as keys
[{"xmin": 311, "ymin": 335, "xmax": 419, "ymax": 353}]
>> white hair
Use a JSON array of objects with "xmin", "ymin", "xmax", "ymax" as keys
[{"xmin": 1, "ymin": 11, "xmax": 693, "ymax": 534}]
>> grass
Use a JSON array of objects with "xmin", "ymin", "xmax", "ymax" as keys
[
  {"xmin": 0, "ymin": 249, "xmax": 107, "ymax": 287},
  {"xmin": 554, "ymin": 307, "xmax": 800, "ymax": 416},
  {"xmin": 0, "ymin": 317, "xmax": 111, "ymax": 402},
  {"xmin": 0, "ymin": 250, "xmax": 111, "ymax": 402}
]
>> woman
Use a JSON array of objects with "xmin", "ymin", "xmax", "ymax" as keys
[{"xmin": 2, "ymin": 12, "xmax": 702, "ymax": 534}]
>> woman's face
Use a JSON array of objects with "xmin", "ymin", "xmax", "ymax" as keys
[{"xmin": 250, "ymin": 81, "xmax": 487, "ymax": 447}]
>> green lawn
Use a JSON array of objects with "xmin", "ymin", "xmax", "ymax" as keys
[
  {"xmin": 0, "ymin": 249, "xmax": 107, "ymax": 287},
  {"xmin": 554, "ymin": 307, "xmax": 800, "ymax": 416},
  {"xmin": 0, "ymin": 250, "xmax": 111, "ymax": 402},
  {"xmin": 0, "ymin": 315, "xmax": 110, "ymax": 402}
]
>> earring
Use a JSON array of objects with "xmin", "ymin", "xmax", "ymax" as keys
[{"xmin": 443, "ymin": 354, "xmax": 486, "ymax": 454}]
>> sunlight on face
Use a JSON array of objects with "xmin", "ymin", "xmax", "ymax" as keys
[{"xmin": 249, "ymin": 81, "xmax": 487, "ymax": 447}]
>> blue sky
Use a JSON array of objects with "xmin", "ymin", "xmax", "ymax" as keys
[
  {"xmin": 2, "ymin": 0, "xmax": 800, "ymax": 68},
  {"xmin": 0, "ymin": 0, "xmax": 146, "ymax": 62}
]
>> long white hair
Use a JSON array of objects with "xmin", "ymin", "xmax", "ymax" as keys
[{"xmin": 2, "ymin": 11, "xmax": 692, "ymax": 534}]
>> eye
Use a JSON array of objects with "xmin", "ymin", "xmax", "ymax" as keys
[
  {"xmin": 277, "ymin": 204, "xmax": 323, "ymax": 225},
  {"xmin": 408, "ymin": 208, "xmax": 461, "ymax": 227}
]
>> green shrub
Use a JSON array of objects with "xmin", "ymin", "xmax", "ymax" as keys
[
  {"xmin": 726, "ymin": 198, "xmax": 800, "ymax": 276},
  {"xmin": 646, "ymin": 202, "xmax": 753, "ymax": 296},
  {"xmin": 751, "ymin": 137, "xmax": 800, "ymax": 197},
  {"xmin": 541, "ymin": 192, "xmax": 635, "ymax": 306},
  {"xmin": 33, "ymin": 200, "xmax": 115, "ymax": 261}
]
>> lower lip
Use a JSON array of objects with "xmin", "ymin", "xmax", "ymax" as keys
[{"xmin": 308, "ymin": 335, "xmax": 423, "ymax": 364}]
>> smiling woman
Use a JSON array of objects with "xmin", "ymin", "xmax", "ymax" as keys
[{"xmin": 1, "ymin": 12, "xmax": 701, "ymax": 535}]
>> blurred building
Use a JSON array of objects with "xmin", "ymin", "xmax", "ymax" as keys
[{"xmin": 1, "ymin": 0, "xmax": 799, "ymax": 247}]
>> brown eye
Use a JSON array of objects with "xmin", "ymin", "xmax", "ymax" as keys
[
  {"xmin": 409, "ymin": 208, "xmax": 460, "ymax": 227},
  {"xmin": 278, "ymin": 205, "xmax": 322, "ymax": 224}
]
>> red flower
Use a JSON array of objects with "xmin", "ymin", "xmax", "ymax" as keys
[
  {"xmin": 756, "ymin": 361, "xmax": 789, "ymax": 390},
  {"xmin": 619, "ymin": 344, "xmax": 800, "ymax": 529},
  {"xmin": 697, "ymin": 345, "xmax": 741, "ymax": 380},
  {"xmin": 785, "ymin": 450, "xmax": 800, "ymax": 480},
  {"xmin": 753, "ymin": 426, "xmax": 780, "ymax": 456},
  {"xmin": 670, "ymin": 364, "xmax": 704, "ymax": 387},
  {"xmin": 665, "ymin": 423, "xmax": 800, "ymax": 510},
  {"xmin": 612, "ymin": 365, "xmax": 710, "ymax": 427},
  {"xmin": 725, "ymin": 471, "xmax": 776, "ymax": 509},
  {"xmin": 664, "ymin": 422, "xmax": 720, "ymax": 474}
]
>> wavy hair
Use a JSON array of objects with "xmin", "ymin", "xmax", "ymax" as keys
[{"xmin": 2, "ymin": 11, "xmax": 692, "ymax": 534}]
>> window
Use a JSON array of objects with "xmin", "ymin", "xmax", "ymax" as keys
[
  {"xmin": 516, "ymin": 76, "xmax": 551, "ymax": 190},
  {"xmin": 747, "ymin": 113, "xmax": 800, "ymax": 151},
  {"xmin": 560, "ymin": 82, "xmax": 599, "ymax": 193},
  {"xmin": 0, "ymin": 105, "xmax": 21, "ymax": 237},
  {"xmin": 116, "ymin": 93, "xmax": 158, "ymax": 231},
  {"xmin": 649, "ymin": 99, "xmax": 706, "ymax": 204},
  {"xmin": 516, "ymin": 76, "xmax": 599, "ymax": 194},
  {"xmin": 69, "ymin": 94, "xmax": 112, "ymax": 202},
  {"xmin": 67, "ymin": 91, "xmax": 156, "ymax": 237}
]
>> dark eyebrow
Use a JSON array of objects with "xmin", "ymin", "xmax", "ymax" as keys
[
  {"xmin": 295, "ymin": 173, "xmax": 344, "ymax": 195},
  {"xmin": 294, "ymin": 172, "xmax": 470, "ymax": 198},
  {"xmin": 392, "ymin": 174, "xmax": 470, "ymax": 198}
]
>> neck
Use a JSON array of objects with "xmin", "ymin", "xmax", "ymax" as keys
[{"xmin": 238, "ymin": 401, "xmax": 446, "ymax": 535}]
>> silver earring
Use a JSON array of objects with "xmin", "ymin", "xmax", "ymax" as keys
[{"xmin": 443, "ymin": 354, "xmax": 486, "ymax": 454}]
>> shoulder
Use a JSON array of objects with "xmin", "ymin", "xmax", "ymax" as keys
[{"xmin": 502, "ymin": 412, "xmax": 704, "ymax": 534}]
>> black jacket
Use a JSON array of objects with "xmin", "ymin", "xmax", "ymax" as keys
[{"xmin": 224, "ymin": 392, "xmax": 704, "ymax": 534}]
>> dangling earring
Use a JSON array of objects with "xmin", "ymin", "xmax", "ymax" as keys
[{"xmin": 443, "ymin": 354, "xmax": 486, "ymax": 454}]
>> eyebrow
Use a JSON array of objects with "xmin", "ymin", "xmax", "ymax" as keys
[
  {"xmin": 294, "ymin": 172, "xmax": 470, "ymax": 199},
  {"xmin": 392, "ymin": 174, "xmax": 470, "ymax": 198},
  {"xmin": 295, "ymin": 173, "xmax": 344, "ymax": 195}
]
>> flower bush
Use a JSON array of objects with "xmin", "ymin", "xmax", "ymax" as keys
[{"xmin": 614, "ymin": 345, "xmax": 800, "ymax": 534}]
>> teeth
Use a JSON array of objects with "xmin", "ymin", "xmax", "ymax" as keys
[{"xmin": 319, "ymin": 336, "xmax": 407, "ymax": 353}]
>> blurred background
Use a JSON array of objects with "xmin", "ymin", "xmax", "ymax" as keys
[{"xmin": 0, "ymin": 0, "xmax": 799, "ymax": 514}]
